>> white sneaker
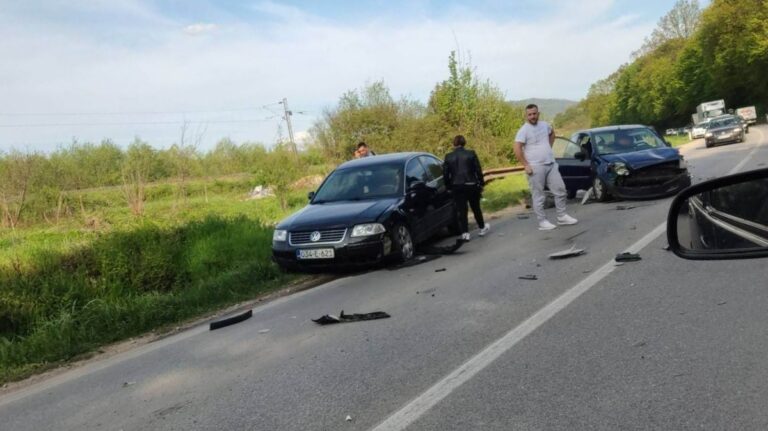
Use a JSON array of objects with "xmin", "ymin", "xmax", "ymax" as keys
[
  {"xmin": 478, "ymin": 223, "xmax": 490, "ymax": 236},
  {"xmin": 538, "ymin": 220, "xmax": 557, "ymax": 231},
  {"xmin": 461, "ymin": 232, "xmax": 471, "ymax": 241},
  {"xmin": 557, "ymin": 214, "xmax": 578, "ymax": 225}
]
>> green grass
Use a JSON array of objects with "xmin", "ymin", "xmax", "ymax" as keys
[
  {"xmin": 0, "ymin": 216, "xmax": 301, "ymax": 383},
  {"xmin": 483, "ymin": 173, "xmax": 530, "ymax": 213},
  {"xmin": 666, "ymin": 135, "xmax": 690, "ymax": 148},
  {"xmin": 0, "ymin": 175, "xmax": 321, "ymax": 384}
]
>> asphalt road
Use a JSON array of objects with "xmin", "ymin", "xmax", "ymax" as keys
[{"xmin": 2, "ymin": 126, "xmax": 767, "ymax": 431}]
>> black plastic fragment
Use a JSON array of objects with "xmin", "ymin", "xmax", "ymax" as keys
[
  {"xmin": 312, "ymin": 311, "xmax": 391, "ymax": 325},
  {"xmin": 435, "ymin": 268, "xmax": 447, "ymax": 272},
  {"xmin": 210, "ymin": 309, "xmax": 253, "ymax": 330},
  {"xmin": 518, "ymin": 274, "xmax": 538, "ymax": 280},
  {"xmin": 615, "ymin": 252, "xmax": 642, "ymax": 262}
]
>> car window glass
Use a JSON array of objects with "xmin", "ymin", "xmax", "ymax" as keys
[
  {"xmin": 405, "ymin": 159, "xmax": 430, "ymax": 188},
  {"xmin": 595, "ymin": 128, "xmax": 666, "ymax": 155},
  {"xmin": 419, "ymin": 156, "xmax": 445, "ymax": 187},
  {"xmin": 313, "ymin": 163, "xmax": 403, "ymax": 202},
  {"xmin": 552, "ymin": 137, "xmax": 581, "ymax": 158}
]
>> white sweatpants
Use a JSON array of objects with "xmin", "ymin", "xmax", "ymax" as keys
[{"xmin": 527, "ymin": 163, "xmax": 567, "ymax": 221}]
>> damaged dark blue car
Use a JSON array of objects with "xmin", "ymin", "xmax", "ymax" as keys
[{"xmin": 554, "ymin": 125, "xmax": 691, "ymax": 201}]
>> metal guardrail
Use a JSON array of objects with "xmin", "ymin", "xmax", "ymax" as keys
[{"xmin": 482, "ymin": 166, "xmax": 525, "ymax": 183}]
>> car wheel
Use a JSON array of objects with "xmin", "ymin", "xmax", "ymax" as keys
[
  {"xmin": 705, "ymin": 142, "xmax": 712, "ymax": 148},
  {"xmin": 592, "ymin": 177, "xmax": 610, "ymax": 202},
  {"xmin": 566, "ymin": 189, "xmax": 577, "ymax": 200},
  {"xmin": 391, "ymin": 224, "xmax": 414, "ymax": 262}
]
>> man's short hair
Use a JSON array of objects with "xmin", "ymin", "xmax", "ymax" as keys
[
  {"xmin": 357, "ymin": 141, "xmax": 368, "ymax": 149},
  {"xmin": 453, "ymin": 135, "xmax": 466, "ymax": 147},
  {"xmin": 525, "ymin": 103, "xmax": 538, "ymax": 111}
]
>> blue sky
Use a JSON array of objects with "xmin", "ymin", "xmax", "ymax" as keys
[{"xmin": 0, "ymin": 1, "xmax": 696, "ymax": 153}]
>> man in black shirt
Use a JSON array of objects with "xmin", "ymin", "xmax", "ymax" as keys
[{"xmin": 443, "ymin": 135, "xmax": 489, "ymax": 241}]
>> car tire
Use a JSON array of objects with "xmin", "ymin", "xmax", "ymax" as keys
[
  {"xmin": 566, "ymin": 189, "xmax": 577, "ymax": 200},
  {"xmin": 391, "ymin": 223, "xmax": 414, "ymax": 263},
  {"xmin": 705, "ymin": 142, "xmax": 712, "ymax": 148},
  {"xmin": 592, "ymin": 177, "xmax": 610, "ymax": 202}
]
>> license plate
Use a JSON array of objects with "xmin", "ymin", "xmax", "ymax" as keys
[{"xmin": 297, "ymin": 248, "xmax": 335, "ymax": 259}]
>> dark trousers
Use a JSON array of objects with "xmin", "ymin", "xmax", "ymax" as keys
[{"xmin": 452, "ymin": 184, "xmax": 485, "ymax": 233}]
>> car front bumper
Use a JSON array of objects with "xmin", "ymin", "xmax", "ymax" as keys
[
  {"xmin": 705, "ymin": 132, "xmax": 742, "ymax": 146},
  {"xmin": 272, "ymin": 233, "xmax": 391, "ymax": 270},
  {"xmin": 608, "ymin": 171, "xmax": 692, "ymax": 200}
]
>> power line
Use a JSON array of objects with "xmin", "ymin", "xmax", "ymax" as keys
[
  {"xmin": 0, "ymin": 116, "xmax": 280, "ymax": 128},
  {"xmin": 0, "ymin": 103, "xmax": 284, "ymax": 117}
]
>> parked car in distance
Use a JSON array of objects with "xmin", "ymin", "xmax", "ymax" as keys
[
  {"xmin": 555, "ymin": 125, "xmax": 691, "ymax": 201},
  {"xmin": 704, "ymin": 115, "xmax": 745, "ymax": 148},
  {"xmin": 690, "ymin": 119, "xmax": 712, "ymax": 139},
  {"xmin": 272, "ymin": 152, "xmax": 457, "ymax": 271}
]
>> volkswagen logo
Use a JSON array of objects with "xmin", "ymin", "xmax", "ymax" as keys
[{"xmin": 310, "ymin": 231, "xmax": 322, "ymax": 242}]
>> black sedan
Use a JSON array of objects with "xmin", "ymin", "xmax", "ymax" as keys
[
  {"xmin": 556, "ymin": 125, "xmax": 691, "ymax": 201},
  {"xmin": 272, "ymin": 152, "xmax": 456, "ymax": 271},
  {"xmin": 704, "ymin": 115, "xmax": 745, "ymax": 148}
]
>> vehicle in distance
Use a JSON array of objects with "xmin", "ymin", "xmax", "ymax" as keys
[
  {"xmin": 704, "ymin": 115, "xmax": 745, "ymax": 148},
  {"xmin": 690, "ymin": 119, "xmax": 712, "ymax": 139},
  {"xmin": 556, "ymin": 125, "xmax": 691, "ymax": 201},
  {"xmin": 272, "ymin": 152, "xmax": 456, "ymax": 271},
  {"xmin": 735, "ymin": 106, "xmax": 757, "ymax": 125}
]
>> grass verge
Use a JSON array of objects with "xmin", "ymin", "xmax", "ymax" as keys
[
  {"xmin": 483, "ymin": 173, "xmax": 530, "ymax": 213},
  {"xmin": 0, "ymin": 216, "xmax": 297, "ymax": 384}
]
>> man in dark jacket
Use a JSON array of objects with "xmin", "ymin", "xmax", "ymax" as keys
[{"xmin": 443, "ymin": 135, "xmax": 489, "ymax": 241}]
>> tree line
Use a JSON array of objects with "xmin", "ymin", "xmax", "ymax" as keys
[{"xmin": 556, "ymin": 0, "xmax": 768, "ymax": 132}]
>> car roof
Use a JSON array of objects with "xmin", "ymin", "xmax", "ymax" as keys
[
  {"xmin": 576, "ymin": 124, "xmax": 650, "ymax": 134},
  {"xmin": 336, "ymin": 152, "xmax": 434, "ymax": 169}
]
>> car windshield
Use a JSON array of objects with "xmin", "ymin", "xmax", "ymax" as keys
[
  {"xmin": 707, "ymin": 117, "xmax": 739, "ymax": 129},
  {"xmin": 312, "ymin": 163, "xmax": 403, "ymax": 203},
  {"xmin": 594, "ymin": 127, "xmax": 668, "ymax": 155}
]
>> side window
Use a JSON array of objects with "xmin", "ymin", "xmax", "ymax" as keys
[
  {"xmin": 405, "ymin": 159, "xmax": 430, "ymax": 188},
  {"xmin": 552, "ymin": 137, "xmax": 581, "ymax": 158},
  {"xmin": 419, "ymin": 156, "xmax": 445, "ymax": 187}
]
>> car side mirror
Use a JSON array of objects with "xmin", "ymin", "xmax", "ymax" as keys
[
  {"xmin": 407, "ymin": 181, "xmax": 427, "ymax": 198},
  {"xmin": 574, "ymin": 151, "xmax": 586, "ymax": 161},
  {"xmin": 307, "ymin": 191, "xmax": 315, "ymax": 201},
  {"xmin": 667, "ymin": 167, "xmax": 768, "ymax": 260}
]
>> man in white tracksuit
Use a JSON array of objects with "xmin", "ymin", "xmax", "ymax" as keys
[{"xmin": 514, "ymin": 104, "xmax": 578, "ymax": 230}]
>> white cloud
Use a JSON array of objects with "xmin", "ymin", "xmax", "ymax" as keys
[
  {"xmin": 0, "ymin": 1, "xmax": 655, "ymax": 153},
  {"xmin": 184, "ymin": 23, "xmax": 218, "ymax": 36}
]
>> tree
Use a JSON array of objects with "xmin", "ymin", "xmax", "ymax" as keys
[
  {"xmin": 255, "ymin": 144, "xmax": 303, "ymax": 210},
  {"xmin": 634, "ymin": 0, "xmax": 702, "ymax": 57},
  {"xmin": 121, "ymin": 139, "xmax": 156, "ymax": 217},
  {"xmin": 0, "ymin": 151, "xmax": 39, "ymax": 228}
]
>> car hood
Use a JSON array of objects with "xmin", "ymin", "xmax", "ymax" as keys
[
  {"xmin": 600, "ymin": 147, "xmax": 681, "ymax": 169},
  {"xmin": 276, "ymin": 198, "xmax": 399, "ymax": 231}
]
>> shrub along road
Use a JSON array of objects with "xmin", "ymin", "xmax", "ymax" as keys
[{"xmin": 1, "ymin": 127, "xmax": 767, "ymax": 430}]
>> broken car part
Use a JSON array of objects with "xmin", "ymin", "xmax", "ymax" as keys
[
  {"xmin": 209, "ymin": 309, "xmax": 253, "ymax": 330},
  {"xmin": 312, "ymin": 311, "xmax": 391, "ymax": 326}
]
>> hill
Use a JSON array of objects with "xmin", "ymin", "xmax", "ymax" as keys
[{"xmin": 509, "ymin": 98, "xmax": 578, "ymax": 120}]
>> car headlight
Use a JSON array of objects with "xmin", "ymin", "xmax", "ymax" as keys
[
  {"xmin": 611, "ymin": 162, "xmax": 630, "ymax": 176},
  {"xmin": 273, "ymin": 229, "xmax": 287, "ymax": 242},
  {"xmin": 351, "ymin": 223, "xmax": 386, "ymax": 237},
  {"xmin": 704, "ymin": 132, "xmax": 713, "ymax": 137},
  {"xmin": 733, "ymin": 128, "xmax": 742, "ymax": 133},
  {"xmin": 679, "ymin": 157, "xmax": 688, "ymax": 169}
]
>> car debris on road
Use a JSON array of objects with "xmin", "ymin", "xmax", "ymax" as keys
[
  {"xmin": 615, "ymin": 252, "xmax": 642, "ymax": 262},
  {"xmin": 312, "ymin": 311, "xmax": 391, "ymax": 325},
  {"xmin": 548, "ymin": 246, "xmax": 586, "ymax": 259}
]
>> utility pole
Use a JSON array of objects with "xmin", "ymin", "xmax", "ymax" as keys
[{"xmin": 280, "ymin": 98, "xmax": 298, "ymax": 156}]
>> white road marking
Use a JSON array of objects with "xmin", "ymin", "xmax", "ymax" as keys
[{"xmin": 371, "ymin": 129, "xmax": 767, "ymax": 431}]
